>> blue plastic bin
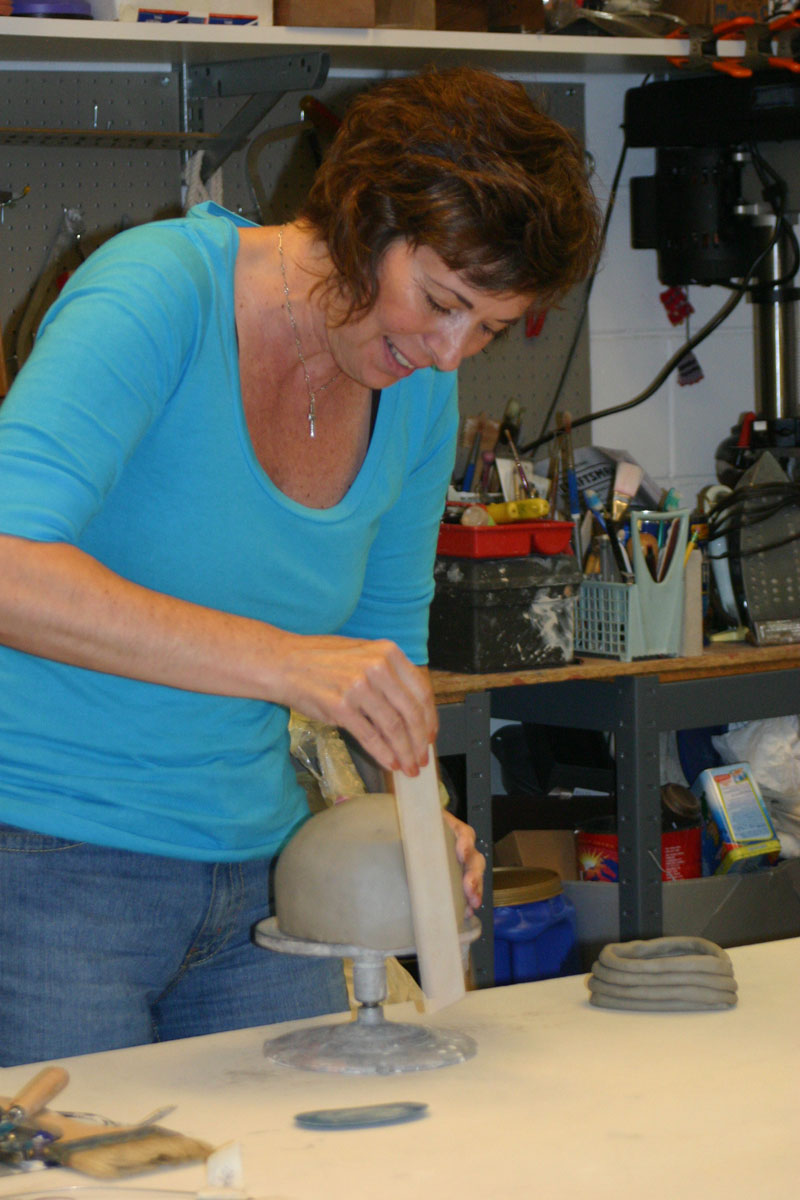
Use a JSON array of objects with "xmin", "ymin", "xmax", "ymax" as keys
[{"xmin": 493, "ymin": 867, "xmax": 580, "ymax": 985}]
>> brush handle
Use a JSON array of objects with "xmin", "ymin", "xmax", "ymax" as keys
[
  {"xmin": 606, "ymin": 519, "xmax": 634, "ymax": 582},
  {"xmin": 0, "ymin": 1098, "xmax": 120, "ymax": 1143},
  {"xmin": 3, "ymin": 1067, "xmax": 69, "ymax": 1123},
  {"xmin": 583, "ymin": 487, "xmax": 606, "ymax": 525},
  {"xmin": 567, "ymin": 469, "xmax": 580, "ymax": 521}
]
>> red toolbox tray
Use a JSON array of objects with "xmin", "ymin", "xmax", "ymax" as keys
[{"xmin": 437, "ymin": 520, "xmax": 574, "ymax": 558}]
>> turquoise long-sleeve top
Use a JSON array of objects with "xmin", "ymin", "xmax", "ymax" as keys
[{"xmin": 0, "ymin": 204, "xmax": 458, "ymax": 860}]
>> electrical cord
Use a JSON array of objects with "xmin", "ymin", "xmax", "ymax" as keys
[
  {"xmin": 530, "ymin": 129, "xmax": 630, "ymax": 450},
  {"xmin": 706, "ymin": 481, "xmax": 800, "ymax": 558},
  {"xmin": 746, "ymin": 141, "xmax": 800, "ymax": 288},
  {"xmin": 521, "ymin": 283, "xmax": 747, "ymax": 458},
  {"xmin": 519, "ymin": 135, "xmax": 797, "ymax": 460}
]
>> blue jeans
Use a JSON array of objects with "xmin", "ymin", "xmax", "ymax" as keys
[{"xmin": 0, "ymin": 822, "xmax": 348, "ymax": 1067}]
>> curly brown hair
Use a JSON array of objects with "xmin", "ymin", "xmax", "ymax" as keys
[{"xmin": 299, "ymin": 66, "xmax": 601, "ymax": 318}]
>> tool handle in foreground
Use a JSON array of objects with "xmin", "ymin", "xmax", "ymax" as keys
[
  {"xmin": 5, "ymin": 1066, "xmax": 70, "ymax": 1122},
  {"xmin": 393, "ymin": 757, "xmax": 465, "ymax": 1012}
]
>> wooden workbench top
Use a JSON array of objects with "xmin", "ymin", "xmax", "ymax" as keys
[{"xmin": 431, "ymin": 641, "xmax": 800, "ymax": 704}]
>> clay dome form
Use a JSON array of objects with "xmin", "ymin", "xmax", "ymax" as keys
[{"xmin": 274, "ymin": 793, "xmax": 465, "ymax": 952}]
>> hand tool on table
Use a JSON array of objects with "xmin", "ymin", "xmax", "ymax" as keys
[
  {"xmin": 0, "ymin": 1096, "xmax": 211, "ymax": 1178},
  {"xmin": 393, "ymin": 757, "xmax": 466, "ymax": 1012},
  {"xmin": 0, "ymin": 1066, "xmax": 70, "ymax": 1139},
  {"xmin": 0, "ymin": 1066, "xmax": 71, "ymax": 1174},
  {"xmin": 295, "ymin": 1101, "xmax": 428, "ymax": 1130}
]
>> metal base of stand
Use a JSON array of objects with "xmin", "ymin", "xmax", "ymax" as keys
[{"xmin": 254, "ymin": 916, "xmax": 480, "ymax": 1075}]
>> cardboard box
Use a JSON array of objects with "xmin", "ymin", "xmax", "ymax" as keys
[
  {"xmin": 276, "ymin": 1, "xmax": 438, "ymax": 28},
  {"xmin": 488, "ymin": 0, "xmax": 543, "ymax": 32},
  {"xmin": 495, "ymin": 829, "xmax": 579, "ymax": 881},
  {"xmin": 275, "ymin": 0, "xmax": 373, "ymax": 24},
  {"xmin": 376, "ymin": 0, "xmax": 433, "ymax": 25},
  {"xmin": 436, "ymin": 0, "xmax": 486, "ymax": 30}
]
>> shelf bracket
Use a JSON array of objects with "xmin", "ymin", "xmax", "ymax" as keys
[{"xmin": 186, "ymin": 51, "xmax": 330, "ymax": 183}]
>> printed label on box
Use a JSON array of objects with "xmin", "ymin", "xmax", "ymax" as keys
[{"xmin": 713, "ymin": 766, "xmax": 774, "ymax": 842}]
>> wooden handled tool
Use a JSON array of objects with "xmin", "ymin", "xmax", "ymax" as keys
[
  {"xmin": 0, "ymin": 1066, "xmax": 70, "ymax": 1131},
  {"xmin": 393, "ymin": 757, "xmax": 465, "ymax": 1012},
  {"xmin": 0, "ymin": 1099, "xmax": 211, "ymax": 1178}
]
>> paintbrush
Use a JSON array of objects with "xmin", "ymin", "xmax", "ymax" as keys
[
  {"xmin": 0, "ymin": 1102, "xmax": 212, "ymax": 1179},
  {"xmin": 558, "ymin": 411, "xmax": 582, "ymax": 562},
  {"xmin": 546, "ymin": 452, "xmax": 560, "ymax": 515},
  {"xmin": 582, "ymin": 487, "xmax": 609, "ymax": 532},
  {"xmin": 609, "ymin": 460, "xmax": 644, "ymax": 526},
  {"xmin": 504, "ymin": 429, "xmax": 532, "ymax": 498},
  {"xmin": 659, "ymin": 486, "xmax": 681, "ymax": 548},
  {"xmin": 42, "ymin": 1123, "xmax": 213, "ymax": 1178},
  {"xmin": 0, "ymin": 1067, "xmax": 70, "ymax": 1137},
  {"xmin": 461, "ymin": 431, "xmax": 482, "ymax": 493},
  {"xmin": 583, "ymin": 492, "xmax": 631, "ymax": 581},
  {"xmin": 604, "ymin": 461, "xmax": 643, "ymax": 582}
]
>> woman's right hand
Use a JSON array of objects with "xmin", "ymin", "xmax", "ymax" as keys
[
  {"xmin": 0, "ymin": 537, "xmax": 435, "ymax": 777},
  {"xmin": 272, "ymin": 632, "xmax": 437, "ymax": 778}
]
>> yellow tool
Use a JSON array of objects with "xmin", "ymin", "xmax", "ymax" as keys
[{"xmin": 485, "ymin": 498, "xmax": 550, "ymax": 523}]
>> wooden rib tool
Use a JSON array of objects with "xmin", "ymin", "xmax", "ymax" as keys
[{"xmin": 393, "ymin": 756, "xmax": 466, "ymax": 1012}]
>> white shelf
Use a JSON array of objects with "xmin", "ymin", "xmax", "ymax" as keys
[{"xmin": 0, "ymin": 18, "xmax": 699, "ymax": 73}]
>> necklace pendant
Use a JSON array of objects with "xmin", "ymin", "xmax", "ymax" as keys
[{"xmin": 279, "ymin": 225, "xmax": 323, "ymax": 441}]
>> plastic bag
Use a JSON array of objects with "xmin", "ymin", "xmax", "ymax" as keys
[
  {"xmin": 711, "ymin": 717, "xmax": 800, "ymax": 799},
  {"xmin": 289, "ymin": 712, "xmax": 367, "ymax": 809}
]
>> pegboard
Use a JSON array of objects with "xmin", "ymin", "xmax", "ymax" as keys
[
  {"xmin": 0, "ymin": 66, "xmax": 590, "ymax": 447},
  {"xmin": 0, "ymin": 69, "xmax": 184, "ymax": 371}
]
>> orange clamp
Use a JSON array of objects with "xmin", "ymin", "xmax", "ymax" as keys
[
  {"xmin": 767, "ymin": 10, "xmax": 800, "ymax": 71},
  {"xmin": 666, "ymin": 24, "xmax": 752, "ymax": 77}
]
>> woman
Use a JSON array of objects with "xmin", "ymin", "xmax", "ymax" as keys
[{"xmin": 0, "ymin": 66, "xmax": 600, "ymax": 1066}]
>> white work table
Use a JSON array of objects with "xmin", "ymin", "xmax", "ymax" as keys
[{"xmin": 1, "ymin": 938, "xmax": 797, "ymax": 1200}]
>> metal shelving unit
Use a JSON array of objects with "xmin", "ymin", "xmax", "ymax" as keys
[
  {"xmin": 432, "ymin": 644, "xmax": 800, "ymax": 986},
  {"xmin": 487, "ymin": 664, "xmax": 800, "ymax": 970}
]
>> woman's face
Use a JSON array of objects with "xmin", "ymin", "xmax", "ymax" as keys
[{"xmin": 327, "ymin": 241, "xmax": 532, "ymax": 388}]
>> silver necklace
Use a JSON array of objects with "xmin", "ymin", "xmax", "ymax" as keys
[{"xmin": 278, "ymin": 226, "xmax": 340, "ymax": 438}]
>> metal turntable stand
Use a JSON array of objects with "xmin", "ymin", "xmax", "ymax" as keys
[{"xmin": 254, "ymin": 915, "xmax": 481, "ymax": 1075}]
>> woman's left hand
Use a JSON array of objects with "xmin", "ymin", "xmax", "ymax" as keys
[{"xmin": 443, "ymin": 809, "xmax": 485, "ymax": 912}]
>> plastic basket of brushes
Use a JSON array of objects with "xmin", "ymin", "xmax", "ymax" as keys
[{"xmin": 575, "ymin": 510, "xmax": 689, "ymax": 662}]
